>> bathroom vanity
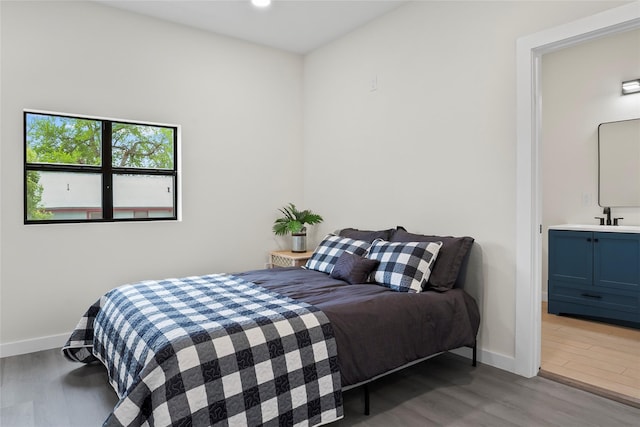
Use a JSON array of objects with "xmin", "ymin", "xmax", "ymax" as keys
[{"xmin": 548, "ymin": 224, "xmax": 640, "ymax": 327}]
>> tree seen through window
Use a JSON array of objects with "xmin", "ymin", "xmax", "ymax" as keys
[{"xmin": 24, "ymin": 112, "xmax": 177, "ymax": 223}]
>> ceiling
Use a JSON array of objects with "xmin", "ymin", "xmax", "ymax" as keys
[{"xmin": 96, "ymin": 0, "xmax": 407, "ymax": 54}]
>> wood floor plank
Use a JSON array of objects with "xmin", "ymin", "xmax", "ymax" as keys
[
  {"xmin": 542, "ymin": 302, "xmax": 640, "ymax": 339},
  {"xmin": 563, "ymin": 361, "xmax": 639, "ymax": 388},
  {"xmin": 3, "ymin": 348, "xmax": 640, "ymax": 426},
  {"xmin": 542, "ymin": 346, "xmax": 626, "ymax": 374},
  {"xmin": 542, "ymin": 331, "xmax": 593, "ymax": 349},
  {"xmin": 543, "ymin": 339, "xmax": 639, "ymax": 369},
  {"xmin": 544, "ymin": 362, "xmax": 640, "ymax": 399},
  {"xmin": 550, "ymin": 326, "xmax": 640, "ymax": 352},
  {"xmin": 518, "ymin": 373, "xmax": 640, "ymax": 427},
  {"xmin": 587, "ymin": 344, "xmax": 640, "ymax": 364},
  {"xmin": 428, "ymin": 356, "xmax": 637, "ymax": 427},
  {"xmin": 540, "ymin": 352, "xmax": 570, "ymax": 367},
  {"xmin": 555, "ymin": 324, "xmax": 640, "ymax": 347},
  {"xmin": 623, "ymin": 367, "xmax": 640, "ymax": 381},
  {"xmin": 541, "ymin": 320, "xmax": 563, "ymax": 331},
  {"xmin": 541, "ymin": 301, "xmax": 640, "ymax": 405},
  {"xmin": 0, "ymin": 349, "xmax": 117, "ymax": 427},
  {"xmin": 0, "ymin": 401, "xmax": 35, "ymax": 427}
]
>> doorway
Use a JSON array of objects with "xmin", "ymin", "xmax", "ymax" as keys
[
  {"xmin": 514, "ymin": 2, "xmax": 640, "ymax": 379},
  {"xmin": 536, "ymin": 26, "xmax": 640, "ymax": 405}
]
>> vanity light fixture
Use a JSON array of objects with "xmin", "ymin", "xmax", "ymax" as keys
[
  {"xmin": 621, "ymin": 79, "xmax": 640, "ymax": 95},
  {"xmin": 251, "ymin": 0, "xmax": 271, "ymax": 8}
]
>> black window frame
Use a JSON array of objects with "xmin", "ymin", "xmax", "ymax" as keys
[{"xmin": 24, "ymin": 110, "xmax": 179, "ymax": 224}]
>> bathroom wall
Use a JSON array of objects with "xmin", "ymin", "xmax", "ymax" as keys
[{"xmin": 541, "ymin": 28, "xmax": 640, "ymax": 298}]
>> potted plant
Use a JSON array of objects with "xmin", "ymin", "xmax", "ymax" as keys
[{"xmin": 272, "ymin": 203, "xmax": 323, "ymax": 252}]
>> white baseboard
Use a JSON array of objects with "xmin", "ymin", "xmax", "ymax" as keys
[
  {"xmin": 3, "ymin": 333, "xmax": 518, "ymax": 378},
  {"xmin": 0, "ymin": 332, "xmax": 70, "ymax": 358},
  {"xmin": 542, "ymin": 291, "xmax": 548, "ymax": 302},
  {"xmin": 450, "ymin": 346, "xmax": 515, "ymax": 373}
]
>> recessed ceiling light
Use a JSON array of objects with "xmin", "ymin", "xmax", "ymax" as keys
[{"xmin": 251, "ymin": 0, "xmax": 271, "ymax": 8}]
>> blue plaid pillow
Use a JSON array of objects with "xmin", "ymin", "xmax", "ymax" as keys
[
  {"xmin": 304, "ymin": 235, "xmax": 372, "ymax": 274},
  {"xmin": 367, "ymin": 239, "xmax": 442, "ymax": 293}
]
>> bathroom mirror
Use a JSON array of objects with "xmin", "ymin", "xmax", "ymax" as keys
[{"xmin": 598, "ymin": 118, "xmax": 640, "ymax": 207}]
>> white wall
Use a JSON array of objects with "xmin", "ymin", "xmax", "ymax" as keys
[
  {"xmin": 302, "ymin": 1, "xmax": 627, "ymax": 365},
  {"xmin": 0, "ymin": 1, "xmax": 304, "ymax": 351},
  {"xmin": 1, "ymin": 0, "xmax": 632, "ymax": 367},
  {"xmin": 541, "ymin": 28, "xmax": 640, "ymax": 298}
]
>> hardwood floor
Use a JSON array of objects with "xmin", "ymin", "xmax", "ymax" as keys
[
  {"xmin": 2, "ymin": 348, "xmax": 640, "ymax": 426},
  {"xmin": 541, "ymin": 301, "xmax": 640, "ymax": 406},
  {"xmin": 0, "ymin": 348, "xmax": 117, "ymax": 426}
]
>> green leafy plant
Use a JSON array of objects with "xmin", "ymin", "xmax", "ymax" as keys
[
  {"xmin": 25, "ymin": 147, "xmax": 52, "ymax": 220},
  {"xmin": 272, "ymin": 203, "xmax": 323, "ymax": 236}
]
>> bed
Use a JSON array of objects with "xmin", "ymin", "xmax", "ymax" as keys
[{"xmin": 63, "ymin": 227, "xmax": 480, "ymax": 426}]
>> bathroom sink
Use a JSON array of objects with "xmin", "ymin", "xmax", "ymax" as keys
[{"xmin": 549, "ymin": 224, "xmax": 640, "ymax": 233}]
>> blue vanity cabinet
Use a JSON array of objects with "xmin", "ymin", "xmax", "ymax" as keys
[
  {"xmin": 548, "ymin": 229, "xmax": 640, "ymax": 326},
  {"xmin": 595, "ymin": 233, "xmax": 640, "ymax": 293}
]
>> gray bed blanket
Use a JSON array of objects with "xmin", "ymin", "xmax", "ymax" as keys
[{"xmin": 236, "ymin": 267, "xmax": 480, "ymax": 387}]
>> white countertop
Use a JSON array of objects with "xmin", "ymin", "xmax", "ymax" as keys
[{"xmin": 549, "ymin": 224, "xmax": 640, "ymax": 233}]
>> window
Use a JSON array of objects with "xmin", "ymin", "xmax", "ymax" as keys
[{"xmin": 24, "ymin": 111, "xmax": 178, "ymax": 223}]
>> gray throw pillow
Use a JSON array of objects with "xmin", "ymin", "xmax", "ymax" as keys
[
  {"xmin": 338, "ymin": 227, "xmax": 395, "ymax": 243},
  {"xmin": 330, "ymin": 251, "xmax": 379, "ymax": 285}
]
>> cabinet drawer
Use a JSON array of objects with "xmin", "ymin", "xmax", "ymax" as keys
[{"xmin": 550, "ymin": 281, "xmax": 639, "ymax": 313}]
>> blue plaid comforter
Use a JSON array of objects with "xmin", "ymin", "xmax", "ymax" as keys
[{"xmin": 62, "ymin": 274, "xmax": 343, "ymax": 426}]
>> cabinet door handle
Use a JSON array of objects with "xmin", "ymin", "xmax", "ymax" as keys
[
  {"xmin": 586, "ymin": 238, "xmax": 592, "ymax": 242},
  {"xmin": 581, "ymin": 293, "xmax": 602, "ymax": 299}
]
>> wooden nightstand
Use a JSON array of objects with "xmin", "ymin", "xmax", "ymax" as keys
[{"xmin": 270, "ymin": 250, "xmax": 312, "ymax": 268}]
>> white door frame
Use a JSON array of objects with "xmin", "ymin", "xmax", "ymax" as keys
[{"xmin": 515, "ymin": 2, "xmax": 640, "ymax": 378}]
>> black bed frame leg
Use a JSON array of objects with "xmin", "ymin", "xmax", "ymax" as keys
[
  {"xmin": 363, "ymin": 384, "xmax": 370, "ymax": 416},
  {"xmin": 472, "ymin": 342, "xmax": 477, "ymax": 367}
]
